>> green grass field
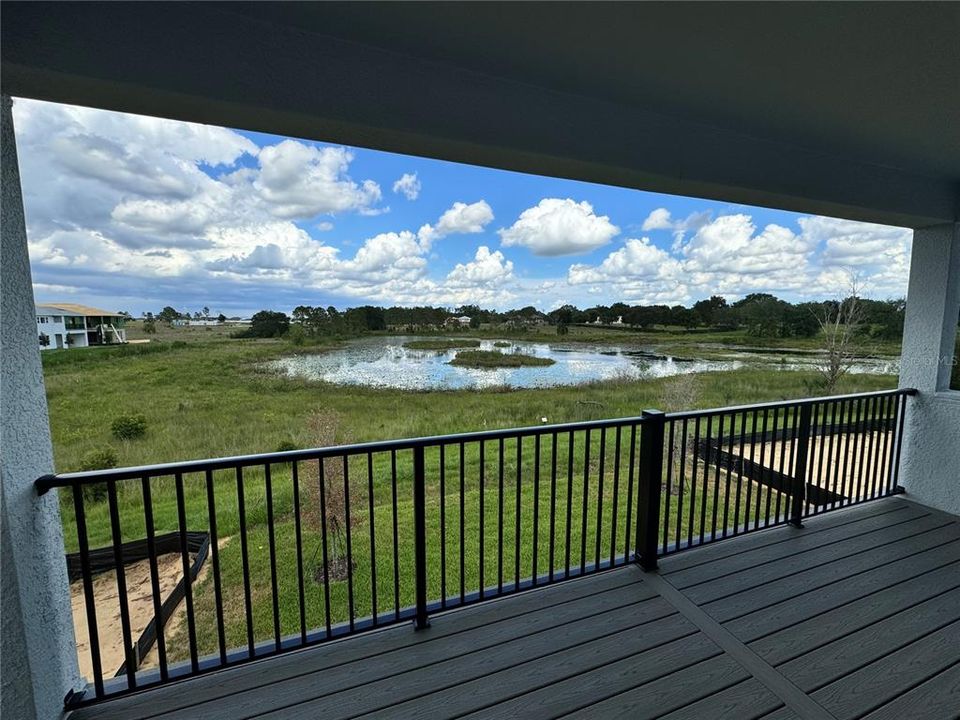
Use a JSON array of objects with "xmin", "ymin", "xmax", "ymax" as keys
[{"xmin": 43, "ymin": 325, "xmax": 898, "ymax": 664}]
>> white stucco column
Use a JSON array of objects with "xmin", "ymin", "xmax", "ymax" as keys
[
  {"xmin": 898, "ymin": 222, "xmax": 960, "ymax": 515},
  {"xmin": 1, "ymin": 95, "xmax": 82, "ymax": 719}
]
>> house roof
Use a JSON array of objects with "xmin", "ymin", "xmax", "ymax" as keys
[
  {"xmin": 3, "ymin": 2, "xmax": 958, "ymax": 228},
  {"xmin": 36, "ymin": 302, "xmax": 121, "ymax": 317}
]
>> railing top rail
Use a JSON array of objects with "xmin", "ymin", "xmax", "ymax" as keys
[
  {"xmin": 35, "ymin": 413, "xmax": 650, "ymax": 491},
  {"xmin": 36, "ymin": 387, "xmax": 915, "ymax": 493},
  {"xmin": 663, "ymin": 387, "xmax": 916, "ymax": 421}
]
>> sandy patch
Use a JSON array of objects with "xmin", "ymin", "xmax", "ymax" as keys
[
  {"xmin": 741, "ymin": 431, "xmax": 893, "ymax": 501},
  {"xmin": 71, "ymin": 552, "xmax": 185, "ymax": 679}
]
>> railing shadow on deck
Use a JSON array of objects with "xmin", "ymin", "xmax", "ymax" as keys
[{"xmin": 36, "ymin": 387, "xmax": 915, "ymax": 707}]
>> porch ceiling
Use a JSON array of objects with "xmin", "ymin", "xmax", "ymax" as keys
[{"xmin": 2, "ymin": 2, "xmax": 959, "ymax": 228}]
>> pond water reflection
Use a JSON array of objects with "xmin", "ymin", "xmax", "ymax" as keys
[{"xmin": 266, "ymin": 336, "xmax": 899, "ymax": 391}]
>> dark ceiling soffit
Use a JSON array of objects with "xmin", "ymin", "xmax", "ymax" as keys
[{"xmin": 2, "ymin": 4, "xmax": 957, "ymax": 228}]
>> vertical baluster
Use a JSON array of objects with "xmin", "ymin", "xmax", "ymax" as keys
[
  {"xmin": 594, "ymin": 427, "xmax": 606, "ymax": 570},
  {"xmin": 744, "ymin": 411, "xmax": 758, "ymax": 533},
  {"xmin": 514, "ymin": 436, "xmax": 522, "ymax": 590},
  {"xmin": 440, "ymin": 444, "xmax": 447, "ymax": 608},
  {"xmin": 73, "ymin": 484, "xmax": 104, "ymax": 697},
  {"xmin": 580, "ymin": 429, "xmax": 591, "ymax": 573},
  {"xmin": 413, "ymin": 446, "xmax": 429, "ymax": 629},
  {"xmin": 497, "ymin": 437, "xmax": 504, "ymax": 594},
  {"xmin": 865, "ymin": 396, "xmax": 878, "ymax": 499},
  {"xmin": 611, "ymin": 425, "xmax": 622, "ymax": 565},
  {"xmin": 290, "ymin": 463, "xmax": 306, "ymax": 645},
  {"xmin": 711, "ymin": 413, "xmax": 724, "ymax": 539},
  {"xmin": 854, "ymin": 398, "xmax": 869, "ymax": 502},
  {"xmin": 891, "ymin": 393, "xmax": 908, "ymax": 491},
  {"xmin": 343, "ymin": 456, "xmax": 355, "ymax": 631},
  {"xmin": 624, "ymin": 424, "xmax": 637, "ymax": 559},
  {"xmin": 565, "ymin": 430, "xmax": 574, "ymax": 577},
  {"xmin": 533, "ymin": 434, "xmax": 541, "ymax": 584},
  {"xmin": 459, "ymin": 442, "xmax": 465, "ymax": 603},
  {"xmin": 318, "ymin": 458, "xmax": 332, "ymax": 636},
  {"xmin": 479, "ymin": 441, "xmax": 485, "ymax": 598},
  {"xmin": 732, "ymin": 411, "xmax": 746, "ymax": 535},
  {"xmin": 791, "ymin": 404, "xmax": 813, "ymax": 527},
  {"xmin": 663, "ymin": 420, "xmax": 674, "ymax": 555},
  {"xmin": 263, "ymin": 464, "xmax": 281, "ymax": 651},
  {"xmin": 235, "ymin": 466, "xmax": 255, "ymax": 655},
  {"xmin": 204, "ymin": 469, "xmax": 228, "ymax": 662},
  {"xmin": 675, "ymin": 418, "xmax": 687, "ymax": 550},
  {"xmin": 877, "ymin": 395, "xmax": 894, "ymax": 495},
  {"xmin": 141, "ymin": 476, "xmax": 168, "ymax": 680},
  {"xmin": 699, "ymin": 415, "xmax": 712, "ymax": 544},
  {"xmin": 107, "ymin": 479, "xmax": 136, "ymax": 688},
  {"xmin": 812, "ymin": 402, "xmax": 829, "ymax": 515},
  {"xmin": 839, "ymin": 399, "xmax": 857, "ymax": 505},
  {"xmin": 830, "ymin": 400, "xmax": 846, "ymax": 510},
  {"xmin": 549, "ymin": 431, "xmax": 558, "ymax": 581},
  {"xmin": 759, "ymin": 409, "xmax": 771, "ymax": 527},
  {"xmin": 367, "ymin": 453, "xmax": 378, "ymax": 625},
  {"xmin": 390, "ymin": 450, "xmax": 400, "ymax": 619},
  {"xmin": 174, "ymin": 472, "xmax": 199, "ymax": 670},
  {"xmin": 688, "ymin": 416, "xmax": 700, "ymax": 545},
  {"xmin": 772, "ymin": 407, "xmax": 785, "ymax": 523}
]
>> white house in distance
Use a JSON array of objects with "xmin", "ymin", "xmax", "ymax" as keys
[{"xmin": 35, "ymin": 302, "xmax": 127, "ymax": 350}]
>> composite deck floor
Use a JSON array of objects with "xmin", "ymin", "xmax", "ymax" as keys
[{"xmin": 72, "ymin": 497, "xmax": 960, "ymax": 720}]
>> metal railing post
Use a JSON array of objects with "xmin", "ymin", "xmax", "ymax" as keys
[
  {"xmin": 635, "ymin": 410, "xmax": 665, "ymax": 571},
  {"xmin": 413, "ymin": 445, "xmax": 430, "ymax": 629},
  {"xmin": 790, "ymin": 404, "xmax": 813, "ymax": 527}
]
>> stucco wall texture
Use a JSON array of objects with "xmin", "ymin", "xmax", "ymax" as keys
[
  {"xmin": 1, "ymin": 94, "xmax": 82, "ymax": 720},
  {"xmin": 898, "ymin": 223, "xmax": 960, "ymax": 516}
]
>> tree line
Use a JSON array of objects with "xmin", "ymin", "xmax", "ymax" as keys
[{"xmin": 219, "ymin": 293, "xmax": 906, "ymax": 342}]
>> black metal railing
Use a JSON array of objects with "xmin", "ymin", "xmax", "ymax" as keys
[{"xmin": 37, "ymin": 387, "xmax": 914, "ymax": 705}]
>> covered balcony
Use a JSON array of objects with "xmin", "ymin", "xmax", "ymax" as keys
[{"xmin": 2, "ymin": 3, "xmax": 958, "ymax": 719}]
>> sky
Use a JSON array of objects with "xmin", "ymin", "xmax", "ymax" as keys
[{"xmin": 13, "ymin": 97, "xmax": 913, "ymax": 317}]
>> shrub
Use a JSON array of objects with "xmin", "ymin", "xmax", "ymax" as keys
[
  {"xmin": 77, "ymin": 448, "xmax": 118, "ymax": 474},
  {"xmin": 111, "ymin": 413, "xmax": 147, "ymax": 440},
  {"xmin": 275, "ymin": 439, "xmax": 299, "ymax": 453}
]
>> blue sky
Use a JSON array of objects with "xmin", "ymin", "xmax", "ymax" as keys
[{"xmin": 14, "ymin": 98, "xmax": 912, "ymax": 317}]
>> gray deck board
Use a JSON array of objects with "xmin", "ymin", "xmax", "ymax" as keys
[
  {"xmin": 70, "ymin": 497, "xmax": 960, "ymax": 720},
  {"xmin": 656, "ymin": 679, "xmax": 783, "ymax": 720},
  {"xmin": 860, "ymin": 662, "xmax": 960, "ymax": 720}
]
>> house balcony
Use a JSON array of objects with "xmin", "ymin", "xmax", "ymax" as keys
[
  {"xmin": 64, "ymin": 495, "xmax": 960, "ymax": 720},
  {"xmin": 31, "ymin": 388, "xmax": 960, "ymax": 719}
]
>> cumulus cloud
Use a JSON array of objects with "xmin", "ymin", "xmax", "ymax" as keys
[
  {"xmin": 498, "ymin": 198, "xmax": 619, "ymax": 256},
  {"xmin": 392, "ymin": 172, "xmax": 421, "ymax": 200},
  {"xmin": 447, "ymin": 246, "xmax": 514, "ymax": 288},
  {"xmin": 641, "ymin": 208, "xmax": 673, "ymax": 231},
  {"xmin": 417, "ymin": 200, "xmax": 493, "ymax": 250},
  {"xmin": 253, "ymin": 140, "xmax": 382, "ymax": 218}
]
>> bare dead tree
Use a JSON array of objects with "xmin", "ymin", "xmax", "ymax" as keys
[
  {"xmin": 659, "ymin": 374, "xmax": 700, "ymax": 495},
  {"xmin": 815, "ymin": 273, "xmax": 867, "ymax": 394},
  {"xmin": 301, "ymin": 410, "xmax": 355, "ymax": 581}
]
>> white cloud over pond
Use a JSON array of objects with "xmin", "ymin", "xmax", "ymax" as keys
[{"xmin": 13, "ymin": 98, "xmax": 912, "ymax": 314}]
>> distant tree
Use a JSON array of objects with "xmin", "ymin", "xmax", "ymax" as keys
[
  {"xmin": 469, "ymin": 316, "xmax": 481, "ymax": 329},
  {"xmin": 202, "ymin": 306, "xmax": 210, "ymax": 318},
  {"xmin": 142, "ymin": 319, "xmax": 157, "ymax": 335},
  {"xmin": 217, "ymin": 313, "xmax": 227, "ymax": 324},
  {"xmin": 157, "ymin": 306, "xmax": 180, "ymax": 323},
  {"xmin": 246, "ymin": 310, "xmax": 290, "ymax": 338},
  {"xmin": 556, "ymin": 320, "xmax": 569, "ymax": 336},
  {"xmin": 693, "ymin": 295, "xmax": 728, "ymax": 326}
]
